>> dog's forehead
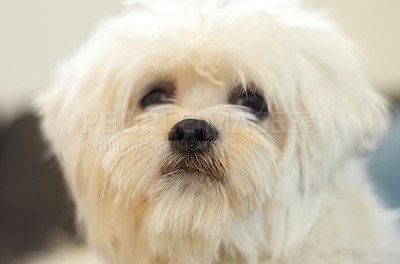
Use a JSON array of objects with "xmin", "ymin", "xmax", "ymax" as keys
[{"xmin": 174, "ymin": 70, "xmax": 228, "ymax": 108}]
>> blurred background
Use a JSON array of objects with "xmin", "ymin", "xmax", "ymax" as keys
[{"xmin": 0, "ymin": 1, "xmax": 399, "ymax": 263}]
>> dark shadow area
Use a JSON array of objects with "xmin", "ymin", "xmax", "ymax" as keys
[{"xmin": 0, "ymin": 115, "xmax": 76, "ymax": 264}]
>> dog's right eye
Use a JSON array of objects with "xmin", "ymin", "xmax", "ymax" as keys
[
  {"xmin": 140, "ymin": 89, "xmax": 170, "ymax": 108},
  {"xmin": 140, "ymin": 81, "xmax": 174, "ymax": 109}
]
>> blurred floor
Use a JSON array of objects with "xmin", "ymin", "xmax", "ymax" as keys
[{"xmin": 0, "ymin": 104, "xmax": 399, "ymax": 263}]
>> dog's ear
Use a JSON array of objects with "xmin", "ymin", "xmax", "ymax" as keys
[
  {"xmin": 36, "ymin": 62, "xmax": 91, "ymax": 203},
  {"xmin": 263, "ymin": 25, "xmax": 389, "ymax": 256},
  {"xmin": 278, "ymin": 24, "xmax": 388, "ymax": 183}
]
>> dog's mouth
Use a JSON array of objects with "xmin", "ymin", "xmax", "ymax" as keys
[{"xmin": 161, "ymin": 151, "xmax": 227, "ymax": 183}]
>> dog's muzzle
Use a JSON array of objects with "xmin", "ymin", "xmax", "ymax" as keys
[
  {"xmin": 163, "ymin": 119, "xmax": 226, "ymax": 182},
  {"xmin": 168, "ymin": 119, "xmax": 218, "ymax": 152}
]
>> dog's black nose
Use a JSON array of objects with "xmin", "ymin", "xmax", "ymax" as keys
[{"xmin": 168, "ymin": 119, "xmax": 217, "ymax": 152}]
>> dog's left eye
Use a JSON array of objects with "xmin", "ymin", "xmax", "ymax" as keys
[{"xmin": 229, "ymin": 90, "xmax": 268, "ymax": 118}]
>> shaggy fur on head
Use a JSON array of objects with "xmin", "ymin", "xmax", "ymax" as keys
[{"xmin": 34, "ymin": 0, "xmax": 399, "ymax": 263}]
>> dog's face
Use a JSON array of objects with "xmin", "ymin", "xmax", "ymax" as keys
[{"xmin": 39, "ymin": 1, "xmax": 387, "ymax": 262}]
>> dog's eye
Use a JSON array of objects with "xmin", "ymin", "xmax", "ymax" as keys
[
  {"xmin": 229, "ymin": 89, "xmax": 268, "ymax": 118},
  {"xmin": 140, "ymin": 89, "xmax": 169, "ymax": 108},
  {"xmin": 140, "ymin": 81, "xmax": 174, "ymax": 109}
]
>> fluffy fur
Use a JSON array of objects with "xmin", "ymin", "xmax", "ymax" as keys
[{"xmin": 34, "ymin": 0, "xmax": 399, "ymax": 263}]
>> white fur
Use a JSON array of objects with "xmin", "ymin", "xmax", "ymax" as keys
[{"xmin": 34, "ymin": 0, "xmax": 399, "ymax": 263}]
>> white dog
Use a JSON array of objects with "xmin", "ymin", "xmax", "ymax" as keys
[{"xmin": 34, "ymin": 0, "xmax": 399, "ymax": 263}]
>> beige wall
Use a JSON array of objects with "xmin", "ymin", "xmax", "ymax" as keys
[
  {"xmin": 304, "ymin": 0, "xmax": 400, "ymax": 94},
  {"xmin": 0, "ymin": 0, "xmax": 122, "ymax": 121},
  {"xmin": 1, "ymin": 0, "xmax": 399, "ymax": 122}
]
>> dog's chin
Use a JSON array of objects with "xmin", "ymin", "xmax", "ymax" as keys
[
  {"xmin": 147, "ymin": 153, "xmax": 231, "ymax": 237},
  {"xmin": 159, "ymin": 170, "xmax": 223, "ymax": 194}
]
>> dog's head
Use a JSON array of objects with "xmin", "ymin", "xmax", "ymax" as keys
[{"xmin": 39, "ymin": 0, "xmax": 387, "ymax": 262}]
